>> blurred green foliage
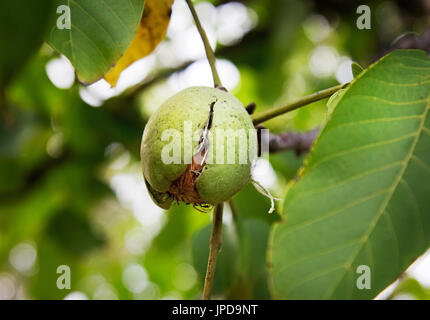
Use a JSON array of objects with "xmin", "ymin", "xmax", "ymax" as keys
[
  {"xmin": 0, "ymin": 1, "xmax": 55, "ymax": 89},
  {"xmin": 0, "ymin": 0, "xmax": 429, "ymax": 300}
]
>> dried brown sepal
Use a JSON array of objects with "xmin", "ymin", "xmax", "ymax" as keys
[{"xmin": 168, "ymin": 149, "xmax": 207, "ymax": 205}]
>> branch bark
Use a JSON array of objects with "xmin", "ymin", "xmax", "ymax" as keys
[
  {"xmin": 265, "ymin": 127, "xmax": 320, "ymax": 155},
  {"xmin": 379, "ymin": 29, "xmax": 430, "ymax": 59}
]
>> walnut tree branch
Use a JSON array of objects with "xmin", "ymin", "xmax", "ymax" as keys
[
  {"xmin": 380, "ymin": 29, "xmax": 430, "ymax": 59},
  {"xmin": 265, "ymin": 127, "xmax": 320, "ymax": 155}
]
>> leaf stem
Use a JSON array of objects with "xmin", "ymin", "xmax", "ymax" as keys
[
  {"xmin": 185, "ymin": 0, "xmax": 222, "ymax": 87},
  {"xmin": 251, "ymin": 83, "xmax": 347, "ymax": 125},
  {"xmin": 202, "ymin": 203, "xmax": 224, "ymax": 300}
]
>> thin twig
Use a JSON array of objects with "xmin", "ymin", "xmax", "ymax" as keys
[
  {"xmin": 185, "ymin": 0, "xmax": 221, "ymax": 87},
  {"xmin": 202, "ymin": 203, "xmax": 224, "ymax": 300},
  {"xmin": 251, "ymin": 83, "xmax": 347, "ymax": 125}
]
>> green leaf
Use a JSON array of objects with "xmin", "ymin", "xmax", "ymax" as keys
[
  {"xmin": 49, "ymin": 0, "xmax": 145, "ymax": 84},
  {"xmin": 270, "ymin": 50, "xmax": 430, "ymax": 299},
  {"xmin": 0, "ymin": 0, "xmax": 56, "ymax": 88}
]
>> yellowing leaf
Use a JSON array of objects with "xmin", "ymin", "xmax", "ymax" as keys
[{"xmin": 104, "ymin": 0, "xmax": 174, "ymax": 87}]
